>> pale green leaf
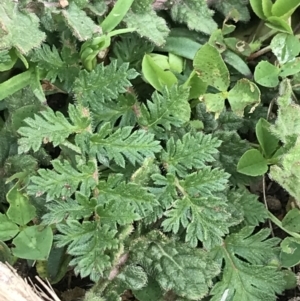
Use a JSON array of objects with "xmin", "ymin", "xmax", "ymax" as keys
[
  {"xmin": 124, "ymin": 9, "xmax": 169, "ymax": 46},
  {"xmin": 201, "ymin": 93, "xmax": 225, "ymax": 117},
  {"xmin": 270, "ymin": 33, "xmax": 300, "ymax": 64},
  {"xmin": 61, "ymin": 2, "xmax": 101, "ymax": 41},
  {"xmin": 6, "ymin": 183, "xmax": 36, "ymax": 226},
  {"xmin": 0, "ymin": 213, "xmax": 19, "ymax": 241},
  {"xmin": 228, "ymin": 79, "xmax": 261, "ymax": 116},
  {"xmin": 193, "ymin": 43, "xmax": 230, "ymax": 91},
  {"xmin": 142, "ymin": 54, "xmax": 177, "ymax": 92},
  {"xmin": 271, "ymin": 0, "xmax": 300, "ymax": 18},
  {"xmin": 0, "ymin": 0, "xmax": 45, "ymax": 54},
  {"xmin": 254, "ymin": 61, "xmax": 280, "ymax": 87},
  {"xmin": 12, "ymin": 226, "xmax": 53, "ymax": 260}
]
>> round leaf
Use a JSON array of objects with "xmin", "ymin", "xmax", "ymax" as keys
[
  {"xmin": 254, "ymin": 61, "xmax": 280, "ymax": 87},
  {"xmin": 193, "ymin": 43, "xmax": 230, "ymax": 92},
  {"xmin": 228, "ymin": 79, "xmax": 260, "ymax": 116},
  {"xmin": 0, "ymin": 214, "xmax": 19, "ymax": 241},
  {"xmin": 282, "ymin": 208, "xmax": 300, "ymax": 232},
  {"xmin": 12, "ymin": 225, "xmax": 53, "ymax": 260},
  {"xmin": 237, "ymin": 149, "xmax": 268, "ymax": 176},
  {"xmin": 280, "ymin": 237, "xmax": 300, "ymax": 268},
  {"xmin": 201, "ymin": 93, "xmax": 225, "ymax": 117},
  {"xmin": 270, "ymin": 33, "xmax": 300, "ymax": 64},
  {"xmin": 6, "ymin": 183, "xmax": 36, "ymax": 226}
]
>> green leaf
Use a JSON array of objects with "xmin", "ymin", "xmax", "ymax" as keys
[
  {"xmin": 262, "ymin": 0, "xmax": 273, "ymax": 17},
  {"xmin": 237, "ymin": 149, "xmax": 268, "ymax": 176},
  {"xmin": 183, "ymin": 71, "xmax": 208, "ymax": 99},
  {"xmin": 17, "ymin": 104, "xmax": 90, "ymax": 153},
  {"xmin": 12, "ymin": 226, "xmax": 53, "ymax": 260},
  {"xmin": 142, "ymin": 54, "xmax": 177, "ymax": 92},
  {"xmin": 270, "ymin": 33, "xmax": 300, "ymax": 64},
  {"xmin": 123, "ymin": 9, "xmax": 169, "ymax": 46},
  {"xmin": 0, "ymin": 241, "xmax": 13, "ymax": 264},
  {"xmin": 201, "ymin": 93, "xmax": 225, "ymax": 117},
  {"xmin": 256, "ymin": 118, "xmax": 279, "ymax": 158},
  {"xmin": 282, "ymin": 208, "xmax": 300, "ymax": 232},
  {"xmin": 55, "ymin": 221, "xmax": 118, "ymax": 281},
  {"xmin": 27, "ymin": 159, "xmax": 97, "ymax": 202},
  {"xmin": 170, "ymin": 0, "xmax": 217, "ymax": 35},
  {"xmin": 90, "ymin": 123, "xmax": 161, "ymax": 167},
  {"xmin": 61, "ymin": 2, "xmax": 101, "ymax": 41},
  {"xmin": 222, "ymin": 50, "xmax": 252, "ymax": 77},
  {"xmin": 228, "ymin": 79, "xmax": 261, "ymax": 116},
  {"xmin": 161, "ymin": 168, "xmax": 232, "ymax": 249},
  {"xmin": 6, "ymin": 183, "xmax": 36, "ymax": 226},
  {"xmin": 280, "ymin": 237, "xmax": 300, "ymax": 267},
  {"xmin": 270, "ymin": 80, "xmax": 300, "ymax": 143},
  {"xmin": 42, "ymin": 194, "xmax": 95, "ymax": 225},
  {"xmin": 227, "ymin": 188, "xmax": 268, "ymax": 226},
  {"xmin": 280, "ymin": 57, "xmax": 300, "ymax": 77},
  {"xmin": 254, "ymin": 61, "xmax": 280, "ymax": 87},
  {"xmin": 138, "ymin": 85, "xmax": 190, "ymax": 134},
  {"xmin": 101, "ymin": 0, "xmax": 134, "ymax": 32},
  {"xmin": 96, "ymin": 174, "xmax": 157, "ymax": 222},
  {"xmin": 210, "ymin": 227, "xmax": 286, "ymax": 301},
  {"xmin": 270, "ymin": 140, "xmax": 300, "ymax": 203},
  {"xmin": 131, "ymin": 231, "xmax": 220, "ymax": 300},
  {"xmin": 132, "ymin": 276, "xmax": 163, "ymax": 301},
  {"xmin": 249, "ymin": 0, "xmax": 266, "ymax": 19},
  {"xmin": 213, "ymin": 131, "xmax": 253, "ymax": 185},
  {"xmin": 193, "ymin": 43, "xmax": 230, "ymax": 91},
  {"xmin": 0, "ymin": 214, "xmax": 19, "ymax": 241},
  {"xmin": 266, "ymin": 17, "xmax": 293, "ymax": 34},
  {"xmin": 73, "ymin": 61, "xmax": 138, "ymax": 105},
  {"xmin": 0, "ymin": 0, "xmax": 45, "ymax": 54},
  {"xmin": 271, "ymin": 0, "xmax": 300, "ymax": 18},
  {"xmin": 11, "ymin": 105, "xmax": 40, "ymax": 131},
  {"xmin": 161, "ymin": 132, "xmax": 221, "ymax": 177},
  {"xmin": 31, "ymin": 44, "xmax": 80, "ymax": 91}
]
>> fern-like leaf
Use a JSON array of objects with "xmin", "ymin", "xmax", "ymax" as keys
[
  {"xmin": 170, "ymin": 0, "xmax": 217, "ymax": 35},
  {"xmin": 138, "ymin": 85, "xmax": 190, "ymax": 134},
  {"xmin": 96, "ymin": 174, "xmax": 158, "ymax": 223},
  {"xmin": 161, "ymin": 132, "xmax": 221, "ymax": 177},
  {"xmin": 130, "ymin": 230, "xmax": 220, "ymax": 300},
  {"xmin": 227, "ymin": 188, "xmax": 268, "ymax": 226},
  {"xmin": 124, "ymin": 10, "xmax": 169, "ymax": 46},
  {"xmin": 27, "ymin": 159, "xmax": 97, "ymax": 202},
  {"xmin": 156, "ymin": 168, "xmax": 235, "ymax": 249},
  {"xmin": 55, "ymin": 221, "xmax": 118, "ymax": 281},
  {"xmin": 90, "ymin": 122, "xmax": 161, "ymax": 167},
  {"xmin": 31, "ymin": 44, "xmax": 80, "ymax": 91},
  {"xmin": 73, "ymin": 61, "xmax": 138, "ymax": 106},
  {"xmin": 210, "ymin": 227, "xmax": 286, "ymax": 301},
  {"xmin": 17, "ymin": 104, "xmax": 90, "ymax": 153}
]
